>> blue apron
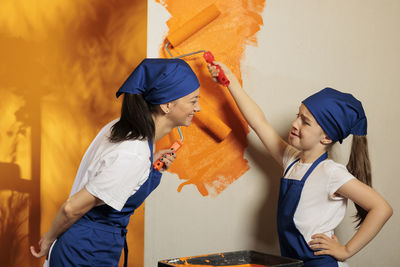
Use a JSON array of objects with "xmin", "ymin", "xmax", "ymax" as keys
[
  {"xmin": 277, "ymin": 152, "xmax": 338, "ymax": 267},
  {"xmin": 50, "ymin": 140, "xmax": 162, "ymax": 267}
]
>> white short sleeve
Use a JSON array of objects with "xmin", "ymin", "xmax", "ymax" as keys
[
  {"xmin": 283, "ymin": 145, "xmax": 301, "ymax": 170},
  {"xmin": 85, "ymin": 150, "xmax": 150, "ymax": 211},
  {"xmin": 327, "ymin": 163, "xmax": 355, "ymax": 200}
]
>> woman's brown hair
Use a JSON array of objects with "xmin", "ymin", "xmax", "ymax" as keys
[
  {"xmin": 346, "ymin": 135, "xmax": 372, "ymax": 227},
  {"xmin": 109, "ymin": 93, "xmax": 158, "ymax": 142}
]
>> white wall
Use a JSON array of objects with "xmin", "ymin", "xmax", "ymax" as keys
[{"xmin": 146, "ymin": 1, "xmax": 400, "ymax": 266}]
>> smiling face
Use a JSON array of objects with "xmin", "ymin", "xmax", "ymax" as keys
[
  {"xmin": 166, "ymin": 89, "xmax": 201, "ymax": 127},
  {"xmin": 288, "ymin": 104, "xmax": 331, "ymax": 152}
]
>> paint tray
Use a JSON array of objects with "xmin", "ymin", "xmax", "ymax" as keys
[{"xmin": 158, "ymin": 250, "xmax": 303, "ymax": 266}]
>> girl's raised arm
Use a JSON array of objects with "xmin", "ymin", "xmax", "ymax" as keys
[{"xmin": 208, "ymin": 62, "xmax": 288, "ymax": 165}]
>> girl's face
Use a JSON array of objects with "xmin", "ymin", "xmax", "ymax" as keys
[
  {"xmin": 288, "ymin": 104, "xmax": 329, "ymax": 151},
  {"xmin": 168, "ymin": 89, "xmax": 201, "ymax": 127}
]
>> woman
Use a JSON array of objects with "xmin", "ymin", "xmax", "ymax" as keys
[{"xmin": 30, "ymin": 58, "xmax": 201, "ymax": 266}]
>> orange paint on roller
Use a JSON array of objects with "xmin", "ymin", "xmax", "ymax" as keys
[
  {"xmin": 167, "ymin": 4, "xmax": 221, "ymax": 47},
  {"xmin": 156, "ymin": 0, "xmax": 266, "ymax": 196},
  {"xmin": 193, "ymin": 99, "xmax": 231, "ymax": 142}
]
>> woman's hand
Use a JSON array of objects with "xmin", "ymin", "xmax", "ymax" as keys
[
  {"xmin": 309, "ymin": 233, "xmax": 351, "ymax": 262},
  {"xmin": 153, "ymin": 148, "xmax": 177, "ymax": 171},
  {"xmin": 30, "ymin": 233, "xmax": 54, "ymax": 259},
  {"xmin": 30, "ymin": 188, "xmax": 101, "ymax": 260}
]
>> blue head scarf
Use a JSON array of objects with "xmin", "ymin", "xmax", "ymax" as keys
[
  {"xmin": 302, "ymin": 87, "xmax": 367, "ymax": 143},
  {"xmin": 116, "ymin": 58, "xmax": 200, "ymax": 104}
]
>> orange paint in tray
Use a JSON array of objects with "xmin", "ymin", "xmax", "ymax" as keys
[
  {"xmin": 158, "ymin": 251, "xmax": 302, "ymax": 267},
  {"xmin": 168, "ymin": 264, "xmax": 267, "ymax": 267},
  {"xmin": 167, "ymin": 263, "xmax": 267, "ymax": 267},
  {"xmin": 155, "ymin": 0, "xmax": 267, "ymax": 196}
]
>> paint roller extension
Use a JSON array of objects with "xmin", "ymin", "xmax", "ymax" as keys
[{"xmin": 165, "ymin": 4, "xmax": 230, "ymax": 86}]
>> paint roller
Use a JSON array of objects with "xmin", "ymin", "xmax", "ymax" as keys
[
  {"xmin": 153, "ymin": 99, "xmax": 231, "ymax": 171},
  {"xmin": 165, "ymin": 3, "xmax": 232, "ymax": 140},
  {"xmin": 164, "ymin": 4, "xmax": 230, "ymax": 86},
  {"xmin": 154, "ymin": 4, "xmax": 232, "ymax": 171},
  {"xmin": 192, "ymin": 100, "xmax": 231, "ymax": 141}
]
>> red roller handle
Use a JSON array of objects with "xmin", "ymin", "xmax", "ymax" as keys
[
  {"xmin": 203, "ymin": 51, "xmax": 230, "ymax": 87},
  {"xmin": 153, "ymin": 140, "xmax": 183, "ymax": 171}
]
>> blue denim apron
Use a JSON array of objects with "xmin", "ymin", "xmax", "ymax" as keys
[
  {"xmin": 50, "ymin": 140, "xmax": 162, "ymax": 267},
  {"xmin": 277, "ymin": 152, "xmax": 338, "ymax": 267}
]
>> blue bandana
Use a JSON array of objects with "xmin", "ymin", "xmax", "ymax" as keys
[
  {"xmin": 302, "ymin": 88, "xmax": 367, "ymax": 143},
  {"xmin": 116, "ymin": 58, "xmax": 200, "ymax": 104}
]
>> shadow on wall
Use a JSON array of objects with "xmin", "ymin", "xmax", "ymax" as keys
[
  {"xmin": 0, "ymin": 93, "xmax": 42, "ymax": 267},
  {"xmin": 0, "ymin": 191, "xmax": 30, "ymax": 267},
  {"xmin": 0, "ymin": 0, "xmax": 147, "ymax": 266},
  {"xmin": 246, "ymin": 136, "xmax": 285, "ymax": 254}
]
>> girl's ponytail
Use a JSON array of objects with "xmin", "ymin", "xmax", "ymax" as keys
[
  {"xmin": 109, "ymin": 93, "xmax": 158, "ymax": 142},
  {"xmin": 346, "ymin": 135, "xmax": 372, "ymax": 227}
]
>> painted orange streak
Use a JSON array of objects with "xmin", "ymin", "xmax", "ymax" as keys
[{"xmin": 156, "ymin": 0, "xmax": 266, "ymax": 196}]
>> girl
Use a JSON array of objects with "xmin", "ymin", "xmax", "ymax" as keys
[
  {"xmin": 30, "ymin": 58, "xmax": 201, "ymax": 267},
  {"xmin": 208, "ymin": 62, "xmax": 392, "ymax": 267}
]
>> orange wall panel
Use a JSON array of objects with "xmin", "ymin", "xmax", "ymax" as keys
[{"xmin": 0, "ymin": 1, "xmax": 147, "ymax": 266}]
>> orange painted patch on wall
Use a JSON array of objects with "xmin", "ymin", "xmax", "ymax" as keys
[{"xmin": 155, "ymin": 0, "xmax": 266, "ymax": 196}]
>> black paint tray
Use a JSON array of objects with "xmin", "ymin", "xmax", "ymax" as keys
[{"xmin": 159, "ymin": 250, "xmax": 303, "ymax": 266}]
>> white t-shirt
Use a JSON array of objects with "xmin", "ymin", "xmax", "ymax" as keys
[
  {"xmin": 69, "ymin": 119, "xmax": 152, "ymax": 211},
  {"xmin": 283, "ymin": 145, "xmax": 354, "ymax": 266}
]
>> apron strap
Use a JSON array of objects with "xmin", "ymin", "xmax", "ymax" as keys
[
  {"xmin": 300, "ymin": 152, "xmax": 328, "ymax": 182},
  {"xmin": 75, "ymin": 219, "xmax": 126, "ymax": 234},
  {"xmin": 283, "ymin": 158, "xmax": 300, "ymax": 177},
  {"xmin": 148, "ymin": 139, "xmax": 154, "ymax": 164},
  {"xmin": 123, "ymin": 238, "xmax": 128, "ymax": 267}
]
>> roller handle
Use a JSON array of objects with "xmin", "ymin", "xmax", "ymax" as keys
[
  {"xmin": 153, "ymin": 140, "xmax": 183, "ymax": 171},
  {"xmin": 203, "ymin": 51, "xmax": 230, "ymax": 87}
]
